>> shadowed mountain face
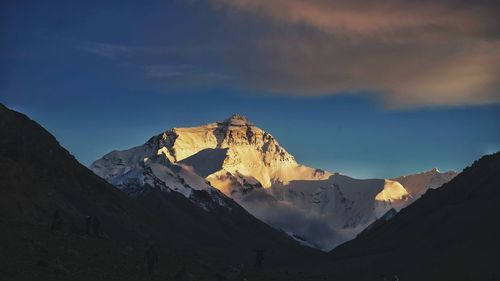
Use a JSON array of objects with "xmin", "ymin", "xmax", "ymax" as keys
[
  {"xmin": 0, "ymin": 104, "xmax": 323, "ymax": 280},
  {"xmin": 179, "ymin": 148, "xmax": 229, "ymax": 178},
  {"xmin": 328, "ymin": 152, "xmax": 500, "ymax": 281}
]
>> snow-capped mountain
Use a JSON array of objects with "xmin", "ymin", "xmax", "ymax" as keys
[
  {"xmin": 146, "ymin": 114, "xmax": 331, "ymax": 192},
  {"xmin": 91, "ymin": 114, "xmax": 453, "ymax": 251},
  {"xmin": 392, "ymin": 168, "xmax": 457, "ymax": 198}
]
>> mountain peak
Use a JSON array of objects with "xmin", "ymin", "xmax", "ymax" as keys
[{"xmin": 222, "ymin": 114, "xmax": 253, "ymax": 126}]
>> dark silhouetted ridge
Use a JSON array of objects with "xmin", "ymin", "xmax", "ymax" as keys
[{"xmin": 329, "ymin": 152, "xmax": 500, "ymax": 281}]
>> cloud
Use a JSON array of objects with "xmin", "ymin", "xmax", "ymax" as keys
[
  {"xmin": 80, "ymin": 42, "xmax": 134, "ymax": 59},
  {"xmin": 80, "ymin": 42, "xmax": 232, "ymax": 88},
  {"xmin": 79, "ymin": 2, "xmax": 500, "ymax": 108},
  {"xmin": 212, "ymin": 0, "xmax": 499, "ymax": 39},
  {"xmin": 210, "ymin": 0, "xmax": 500, "ymax": 107},
  {"xmin": 143, "ymin": 64, "xmax": 233, "ymax": 86},
  {"xmin": 80, "ymin": 42, "xmax": 225, "ymax": 59},
  {"xmin": 237, "ymin": 189, "xmax": 341, "ymax": 250}
]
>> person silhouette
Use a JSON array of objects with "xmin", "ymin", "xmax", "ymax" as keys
[
  {"xmin": 254, "ymin": 249, "xmax": 265, "ymax": 270},
  {"xmin": 145, "ymin": 241, "xmax": 159, "ymax": 280}
]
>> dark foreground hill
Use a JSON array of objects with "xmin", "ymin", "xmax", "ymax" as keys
[
  {"xmin": 0, "ymin": 104, "xmax": 325, "ymax": 281},
  {"xmin": 328, "ymin": 152, "xmax": 500, "ymax": 281}
]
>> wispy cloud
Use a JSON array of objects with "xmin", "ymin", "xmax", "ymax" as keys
[
  {"xmin": 143, "ymin": 64, "xmax": 233, "ymax": 86},
  {"xmin": 80, "ymin": 42, "xmax": 134, "ymax": 59},
  {"xmin": 80, "ymin": 42, "xmax": 232, "ymax": 87},
  {"xmin": 79, "ymin": 1, "xmax": 500, "ymax": 108},
  {"xmin": 80, "ymin": 42, "xmax": 225, "ymax": 59}
]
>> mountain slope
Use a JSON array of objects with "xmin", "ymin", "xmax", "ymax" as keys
[
  {"xmin": 0, "ymin": 104, "xmax": 153, "ymax": 240},
  {"xmin": 0, "ymin": 104, "xmax": 322, "ymax": 280},
  {"xmin": 329, "ymin": 152, "xmax": 500, "ymax": 281},
  {"xmin": 0, "ymin": 104, "xmax": 160, "ymax": 280}
]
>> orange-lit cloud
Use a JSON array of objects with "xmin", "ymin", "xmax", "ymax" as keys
[
  {"xmin": 212, "ymin": 0, "xmax": 497, "ymax": 39},
  {"xmin": 210, "ymin": 0, "xmax": 500, "ymax": 107}
]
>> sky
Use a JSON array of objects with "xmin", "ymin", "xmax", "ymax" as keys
[{"xmin": 1, "ymin": 0, "xmax": 499, "ymax": 179}]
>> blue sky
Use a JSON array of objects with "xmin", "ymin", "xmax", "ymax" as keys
[{"xmin": 1, "ymin": 0, "xmax": 499, "ymax": 178}]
